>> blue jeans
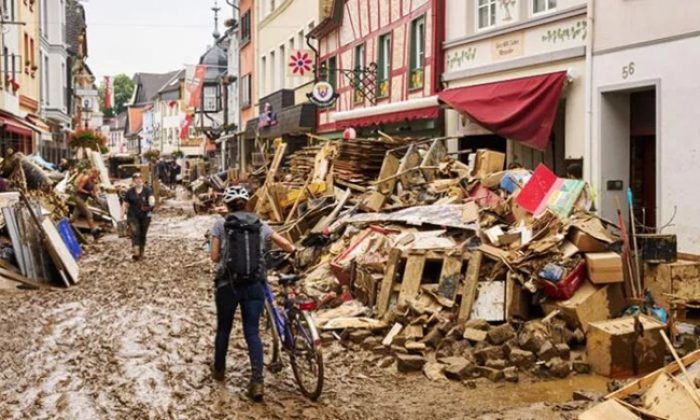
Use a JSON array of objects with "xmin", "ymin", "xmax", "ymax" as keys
[{"xmin": 214, "ymin": 281, "xmax": 265, "ymax": 383}]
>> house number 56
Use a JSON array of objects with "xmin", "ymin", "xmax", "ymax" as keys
[{"xmin": 622, "ymin": 62, "xmax": 636, "ymax": 79}]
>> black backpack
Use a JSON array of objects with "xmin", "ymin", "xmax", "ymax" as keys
[{"xmin": 222, "ymin": 213, "xmax": 265, "ymax": 286}]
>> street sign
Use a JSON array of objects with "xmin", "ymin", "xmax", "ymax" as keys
[{"xmin": 75, "ymin": 89, "xmax": 98, "ymax": 97}]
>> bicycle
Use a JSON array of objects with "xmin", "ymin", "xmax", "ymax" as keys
[{"xmin": 260, "ymin": 250, "xmax": 324, "ymax": 400}]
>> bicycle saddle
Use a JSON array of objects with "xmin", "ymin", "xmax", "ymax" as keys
[{"xmin": 279, "ymin": 273, "xmax": 301, "ymax": 286}]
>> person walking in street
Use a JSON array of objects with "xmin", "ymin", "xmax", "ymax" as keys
[
  {"xmin": 121, "ymin": 173, "xmax": 155, "ymax": 260},
  {"xmin": 209, "ymin": 185, "xmax": 295, "ymax": 401},
  {"xmin": 71, "ymin": 168, "xmax": 102, "ymax": 238}
]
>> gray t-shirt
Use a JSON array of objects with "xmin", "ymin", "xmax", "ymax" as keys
[{"xmin": 211, "ymin": 212, "xmax": 274, "ymax": 274}]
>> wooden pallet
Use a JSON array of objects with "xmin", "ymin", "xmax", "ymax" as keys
[{"xmin": 376, "ymin": 249, "xmax": 477, "ymax": 318}]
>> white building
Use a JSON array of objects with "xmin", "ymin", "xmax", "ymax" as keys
[
  {"xmin": 39, "ymin": 0, "xmax": 70, "ymax": 140},
  {"xmin": 589, "ymin": 0, "xmax": 700, "ymax": 253},
  {"xmin": 442, "ymin": 0, "xmax": 588, "ymax": 173}
]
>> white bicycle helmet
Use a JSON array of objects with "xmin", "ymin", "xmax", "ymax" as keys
[{"xmin": 222, "ymin": 185, "xmax": 250, "ymax": 203}]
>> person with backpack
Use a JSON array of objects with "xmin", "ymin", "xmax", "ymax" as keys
[
  {"xmin": 121, "ymin": 173, "xmax": 155, "ymax": 260},
  {"xmin": 209, "ymin": 185, "xmax": 295, "ymax": 401}
]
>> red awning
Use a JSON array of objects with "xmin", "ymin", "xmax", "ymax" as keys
[
  {"xmin": 438, "ymin": 71, "xmax": 568, "ymax": 150},
  {"xmin": 0, "ymin": 113, "xmax": 33, "ymax": 137},
  {"xmin": 335, "ymin": 106, "xmax": 439, "ymax": 129}
]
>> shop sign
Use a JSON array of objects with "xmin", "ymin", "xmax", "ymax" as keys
[
  {"xmin": 492, "ymin": 32, "xmax": 524, "ymax": 60},
  {"xmin": 307, "ymin": 81, "xmax": 338, "ymax": 108}
]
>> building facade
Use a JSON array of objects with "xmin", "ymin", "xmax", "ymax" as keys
[
  {"xmin": 39, "ymin": 0, "xmax": 71, "ymax": 162},
  {"xmin": 17, "ymin": 0, "xmax": 41, "ymax": 133},
  {"xmin": 235, "ymin": 0, "xmax": 257, "ymax": 174},
  {"xmin": 151, "ymin": 69, "xmax": 187, "ymax": 156},
  {"xmin": 589, "ymin": 0, "xmax": 700, "ymax": 253},
  {"xmin": 311, "ymin": 0, "xmax": 445, "ymax": 138},
  {"xmin": 441, "ymin": 0, "xmax": 587, "ymax": 173},
  {"xmin": 245, "ymin": 0, "xmax": 319, "ymax": 153}
]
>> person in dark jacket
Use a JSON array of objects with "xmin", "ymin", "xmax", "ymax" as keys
[{"xmin": 121, "ymin": 173, "xmax": 155, "ymax": 260}]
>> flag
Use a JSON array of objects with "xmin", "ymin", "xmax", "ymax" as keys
[
  {"xmin": 187, "ymin": 65, "xmax": 207, "ymax": 108},
  {"xmin": 179, "ymin": 113, "xmax": 193, "ymax": 140},
  {"xmin": 103, "ymin": 76, "xmax": 113, "ymax": 110}
]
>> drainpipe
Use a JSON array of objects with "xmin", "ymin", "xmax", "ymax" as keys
[{"xmin": 584, "ymin": 0, "xmax": 595, "ymax": 185}]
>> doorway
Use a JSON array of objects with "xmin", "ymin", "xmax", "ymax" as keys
[
  {"xmin": 599, "ymin": 85, "xmax": 657, "ymax": 229},
  {"xmin": 630, "ymin": 90, "xmax": 656, "ymax": 229}
]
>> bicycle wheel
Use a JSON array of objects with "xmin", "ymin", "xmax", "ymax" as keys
[
  {"xmin": 262, "ymin": 300, "xmax": 282, "ymax": 372},
  {"xmin": 288, "ymin": 308, "xmax": 324, "ymax": 400}
]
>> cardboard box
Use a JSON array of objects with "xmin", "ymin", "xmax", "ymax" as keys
[
  {"xmin": 472, "ymin": 149, "xmax": 505, "ymax": 179},
  {"xmin": 586, "ymin": 315, "xmax": 666, "ymax": 378},
  {"xmin": 586, "ymin": 252, "xmax": 624, "ymax": 284},
  {"xmin": 543, "ymin": 281, "xmax": 625, "ymax": 332},
  {"xmin": 569, "ymin": 228, "xmax": 608, "ymax": 253},
  {"xmin": 644, "ymin": 258, "xmax": 700, "ymax": 311}
]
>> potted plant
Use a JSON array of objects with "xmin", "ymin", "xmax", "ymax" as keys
[{"xmin": 68, "ymin": 128, "xmax": 108, "ymax": 152}]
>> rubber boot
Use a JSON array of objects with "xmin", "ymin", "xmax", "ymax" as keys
[
  {"xmin": 247, "ymin": 381, "xmax": 264, "ymax": 401},
  {"xmin": 132, "ymin": 246, "xmax": 140, "ymax": 261},
  {"xmin": 139, "ymin": 246, "xmax": 145, "ymax": 259}
]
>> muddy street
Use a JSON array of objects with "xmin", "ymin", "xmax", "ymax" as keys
[{"xmin": 0, "ymin": 206, "xmax": 604, "ymax": 419}]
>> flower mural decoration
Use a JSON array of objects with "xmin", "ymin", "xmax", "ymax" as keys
[{"xmin": 289, "ymin": 51, "xmax": 313, "ymax": 76}]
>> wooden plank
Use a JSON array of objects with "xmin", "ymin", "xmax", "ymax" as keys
[
  {"xmin": 397, "ymin": 254, "xmax": 426, "ymax": 306},
  {"xmin": 312, "ymin": 188, "xmax": 351, "ymax": 234},
  {"xmin": 377, "ymin": 248, "xmax": 401, "ymax": 318},
  {"xmin": 659, "ymin": 329, "xmax": 700, "ymax": 408},
  {"xmin": 0, "ymin": 267, "xmax": 46, "ymax": 289},
  {"xmin": 642, "ymin": 372, "xmax": 700, "ymax": 419},
  {"xmin": 41, "ymin": 218, "xmax": 79, "ymax": 285},
  {"xmin": 458, "ymin": 251, "xmax": 483, "ymax": 321},
  {"xmin": 607, "ymin": 349, "xmax": 700, "ymax": 400},
  {"xmin": 579, "ymin": 399, "xmax": 641, "ymax": 420},
  {"xmin": 437, "ymin": 256, "xmax": 462, "ymax": 301}
]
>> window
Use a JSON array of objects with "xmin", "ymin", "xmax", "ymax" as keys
[
  {"xmin": 327, "ymin": 56, "xmax": 337, "ymax": 89},
  {"xmin": 297, "ymin": 30, "xmax": 304, "ymax": 53},
  {"xmin": 477, "ymin": 0, "xmax": 496, "ymax": 29},
  {"xmin": 260, "ymin": 56, "xmax": 266, "ymax": 95},
  {"xmin": 240, "ymin": 10, "xmax": 251, "ymax": 44},
  {"xmin": 39, "ymin": 53, "xmax": 44, "ymax": 104},
  {"xmin": 353, "ymin": 44, "xmax": 364, "ymax": 103},
  {"xmin": 377, "ymin": 33, "xmax": 391, "ymax": 98},
  {"xmin": 409, "ymin": 16, "xmax": 425, "ymax": 89},
  {"xmin": 30, "ymin": 38, "xmax": 35, "ymax": 67},
  {"xmin": 43, "ymin": 54, "xmax": 49, "ymax": 106},
  {"xmin": 62, "ymin": 62, "xmax": 66, "ymax": 109},
  {"xmin": 3, "ymin": 0, "xmax": 15, "ymax": 21},
  {"xmin": 41, "ymin": 0, "xmax": 48, "ymax": 36},
  {"xmin": 202, "ymin": 85, "xmax": 220, "ymax": 112},
  {"xmin": 279, "ymin": 45, "xmax": 285, "ymax": 89},
  {"xmin": 241, "ymin": 74, "xmax": 252, "ymax": 108},
  {"xmin": 532, "ymin": 0, "xmax": 557, "ymax": 15},
  {"xmin": 270, "ymin": 50, "xmax": 276, "ymax": 91}
]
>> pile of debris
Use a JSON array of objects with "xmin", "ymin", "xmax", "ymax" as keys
[
  {"xmin": 239, "ymin": 134, "xmax": 697, "ymax": 388},
  {"xmin": 0, "ymin": 149, "xmax": 122, "ymax": 290}
]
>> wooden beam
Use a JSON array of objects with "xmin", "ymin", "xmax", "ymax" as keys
[
  {"xmin": 377, "ymin": 248, "xmax": 401, "ymax": 318},
  {"xmin": 458, "ymin": 251, "xmax": 482, "ymax": 321},
  {"xmin": 397, "ymin": 254, "xmax": 426, "ymax": 306}
]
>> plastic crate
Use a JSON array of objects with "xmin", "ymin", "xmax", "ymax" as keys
[{"xmin": 57, "ymin": 218, "xmax": 81, "ymax": 261}]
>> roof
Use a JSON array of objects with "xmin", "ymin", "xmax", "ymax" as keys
[
  {"xmin": 200, "ymin": 40, "xmax": 227, "ymax": 82},
  {"xmin": 157, "ymin": 69, "xmax": 186, "ymax": 96},
  {"xmin": 66, "ymin": 0, "xmax": 87, "ymax": 56},
  {"xmin": 132, "ymin": 71, "xmax": 181, "ymax": 106},
  {"xmin": 309, "ymin": 0, "xmax": 344, "ymax": 39}
]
